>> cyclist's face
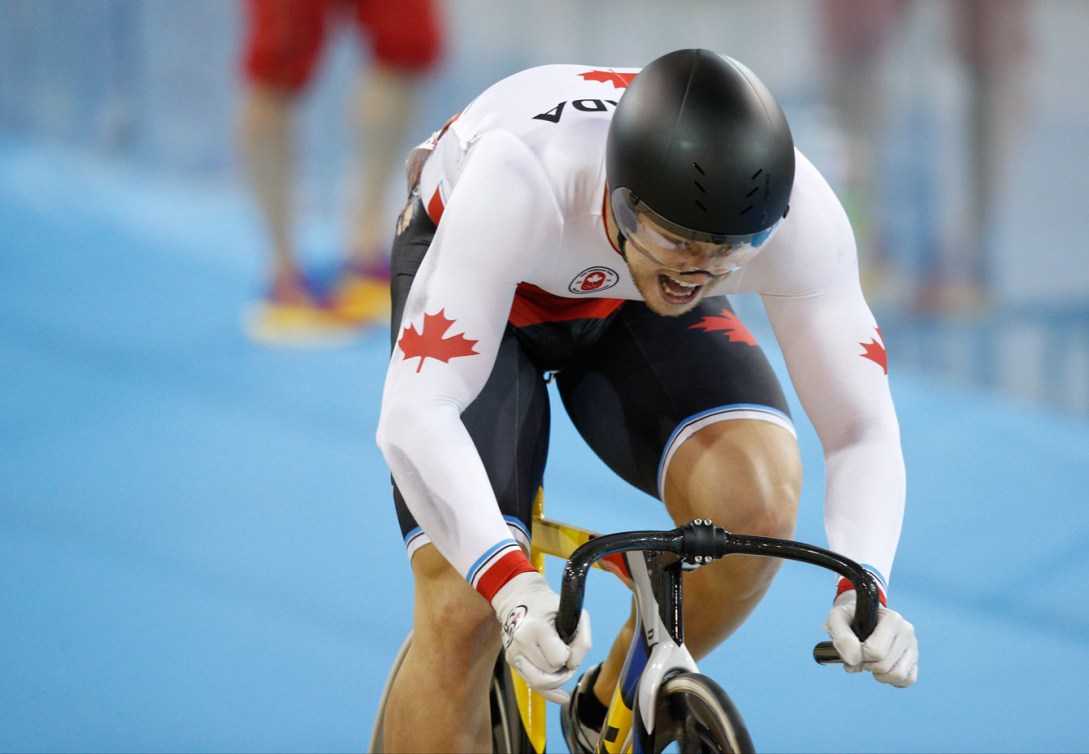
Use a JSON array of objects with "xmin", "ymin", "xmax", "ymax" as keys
[{"xmin": 621, "ymin": 215, "xmax": 738, "ymax": 316}]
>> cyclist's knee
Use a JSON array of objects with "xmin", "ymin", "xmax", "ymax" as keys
[
  {"xmin": 663, "ymin": 419, "xmax": 801, "ymax": 536},
  {"xmin": 409, "ymin": 545, "xmax": 501, "ymax": 661},
  {"xmin": 726, "ymin": 452, "xmax": 800, "ymax": 538}
]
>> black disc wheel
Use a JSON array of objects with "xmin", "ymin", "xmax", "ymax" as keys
[{"xmin": 645, "ymin": 673, "xmax": 754, "ymax": 754}]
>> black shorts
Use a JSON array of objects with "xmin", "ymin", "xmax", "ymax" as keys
[{"xmin": 389, "ymin": 198, "xmax": 793, "ymax": 550}]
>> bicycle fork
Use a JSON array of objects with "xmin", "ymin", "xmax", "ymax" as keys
[{"xmin": 599, "ymin": 550, "xmax": 699, "ymax": 753}]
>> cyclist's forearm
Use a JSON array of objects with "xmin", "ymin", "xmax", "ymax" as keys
[
  {"xmin": 377, "ymin": 398, "xmax": 520, "ymax": 593},
  {"xmin": 822, "ymin": 428, "xmax": 906, "ymax": 587}
]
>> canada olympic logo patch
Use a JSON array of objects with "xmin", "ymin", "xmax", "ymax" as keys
[
  {"xmin": 568, "ymin": 267, "xmax": 619, "ymax": 294},
  {"xmin": 502, "ymin": 605, "xmax": 527, "ymax": 648}
]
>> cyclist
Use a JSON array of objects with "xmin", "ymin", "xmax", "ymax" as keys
[{"xmin": 376, "ymin": 49, "xmax": 919, "ymax": 753}]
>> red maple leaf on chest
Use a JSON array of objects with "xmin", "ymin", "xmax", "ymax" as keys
[
  {"xmin": 398, "ymin": 309, "xmax": 479, "ymax": 372},
  {"xmin": 579, "ymin": 69, "xmax": 637, "ymax": 88},
  {"xmin": 689, "ymin": 309, "xmax": 758, "ymax": 345}
]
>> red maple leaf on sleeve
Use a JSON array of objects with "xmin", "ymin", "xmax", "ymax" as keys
[
  {"xmin": 688, "ymin": 309, "xmax": 758, "ymax": 345},
  {"xmin": 398, "ymin": 309, "xmax": 479, "ymax": 372},
  {"xmin": 859, "ymin": 327, "xmax": 888, "ymax": 374},
  {"xmin": 579, "ymin": 69, "xmax": 637, "ymax": 88}
]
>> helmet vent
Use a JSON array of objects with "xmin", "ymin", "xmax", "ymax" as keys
[
  {"xmin": 692, "ymin": 162, "xmax": 708, "ymax": 211},
  {"xmin": 741, "ymin": 169, "xmax": 763, "ymax": 215}
]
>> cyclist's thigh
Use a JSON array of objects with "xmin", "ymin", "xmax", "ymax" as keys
[
  {"xmin": 555, "ymin": 297, "xmax": 792, "ymax": 499},
  {"xmin": 390, "ymin": 199, "xmax": 549, "ymax": 550}
]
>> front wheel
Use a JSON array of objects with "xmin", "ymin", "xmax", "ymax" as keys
[
  {"xmin": 368, "ymin": 631, "xmax": 414, "ymax": 753},
  {"xmin": 643, "ymin": 672, "xmax": 754, "ymax": 754},
  {"xmin": 371, "ymin": 634, "xmax": 535, "ymax": 754},
  {"xmin": 489, "ymin": 654, "xmax": 537, "ymax": 753}
]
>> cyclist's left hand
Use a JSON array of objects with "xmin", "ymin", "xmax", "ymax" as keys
[{"xmin": 824, "ymin": 589, "xmax": 918, "ymax": 687}]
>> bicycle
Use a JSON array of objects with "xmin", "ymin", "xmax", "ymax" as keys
[{"xmin": 370, "ymin": 494, "xmax": 880, "ymax": 753}]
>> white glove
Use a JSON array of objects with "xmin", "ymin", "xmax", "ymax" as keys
[
  {"xmin": 824, "ymin": 589, "xmax": 918, "ymax": 688},
  {"xmin": 491, "ymin": 571, "xmax": 591, "ymax": 703}
]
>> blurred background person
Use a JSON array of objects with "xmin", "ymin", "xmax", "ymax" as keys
[
  {"xmin": 819, "ymin": 0, "xmax": 1031, "ymax": 315},
  {"xmin": 238, "ymin": 0, "xmax": 444, "ymax": 343}
]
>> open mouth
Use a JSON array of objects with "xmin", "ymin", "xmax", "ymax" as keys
[{"xmin": 658, "ymin": 274, "xmax": 704, "ymax": 306}]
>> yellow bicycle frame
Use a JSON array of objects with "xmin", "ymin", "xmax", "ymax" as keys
[{"xmin": 510, "ymin": 490, "xmax": 639, "ymax": 754}]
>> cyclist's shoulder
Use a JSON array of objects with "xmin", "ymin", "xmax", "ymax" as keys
[
  {"xmin": 449, "ymin": 62, "xmax": 630, "ymax": 156},
  {"xmin": 470, "ymin": 62, "xmax": 639, "ymax": 104},
  {"xmin": 736, "ymin": 149, "xmax": 857, "ymax": 293},
  {"xmin": 790, "ymin": 149, "xmax": 848, "ymax": 221}
]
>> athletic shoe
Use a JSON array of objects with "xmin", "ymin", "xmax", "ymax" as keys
[
  {"xmin": 329, "ymin": 259, "xmax": 391, "ymax": 326},
  {"xmin": 560, "ymin": 665, "xmax": 605, "ymax": 754},
  {"xmin": 243, "ymin": 272, "xmax": 357, "ymax": 347}
]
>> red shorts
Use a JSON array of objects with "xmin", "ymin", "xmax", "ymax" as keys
[{"xmin": 242, "ymin": 0, "xmax": 443, "ymax": 91}]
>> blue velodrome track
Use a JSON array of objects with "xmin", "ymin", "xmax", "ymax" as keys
[{"xmin": 2, "ymin": 136, "xmax": 1088, "ymax": 753}]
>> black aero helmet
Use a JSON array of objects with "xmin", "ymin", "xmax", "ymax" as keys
[{"xmin": 607, "ymin": 49, "xmax": 795, "ymax": 244}]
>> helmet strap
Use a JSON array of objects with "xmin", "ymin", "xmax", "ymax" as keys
[{"xmin": 616, "ymin": 230, "xmax": 629, "ymax": 260}]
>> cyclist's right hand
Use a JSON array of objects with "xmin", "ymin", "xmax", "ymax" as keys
[{"xmin": 491, "ymin": 571, "xmax": 591, "ymax": 703}]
